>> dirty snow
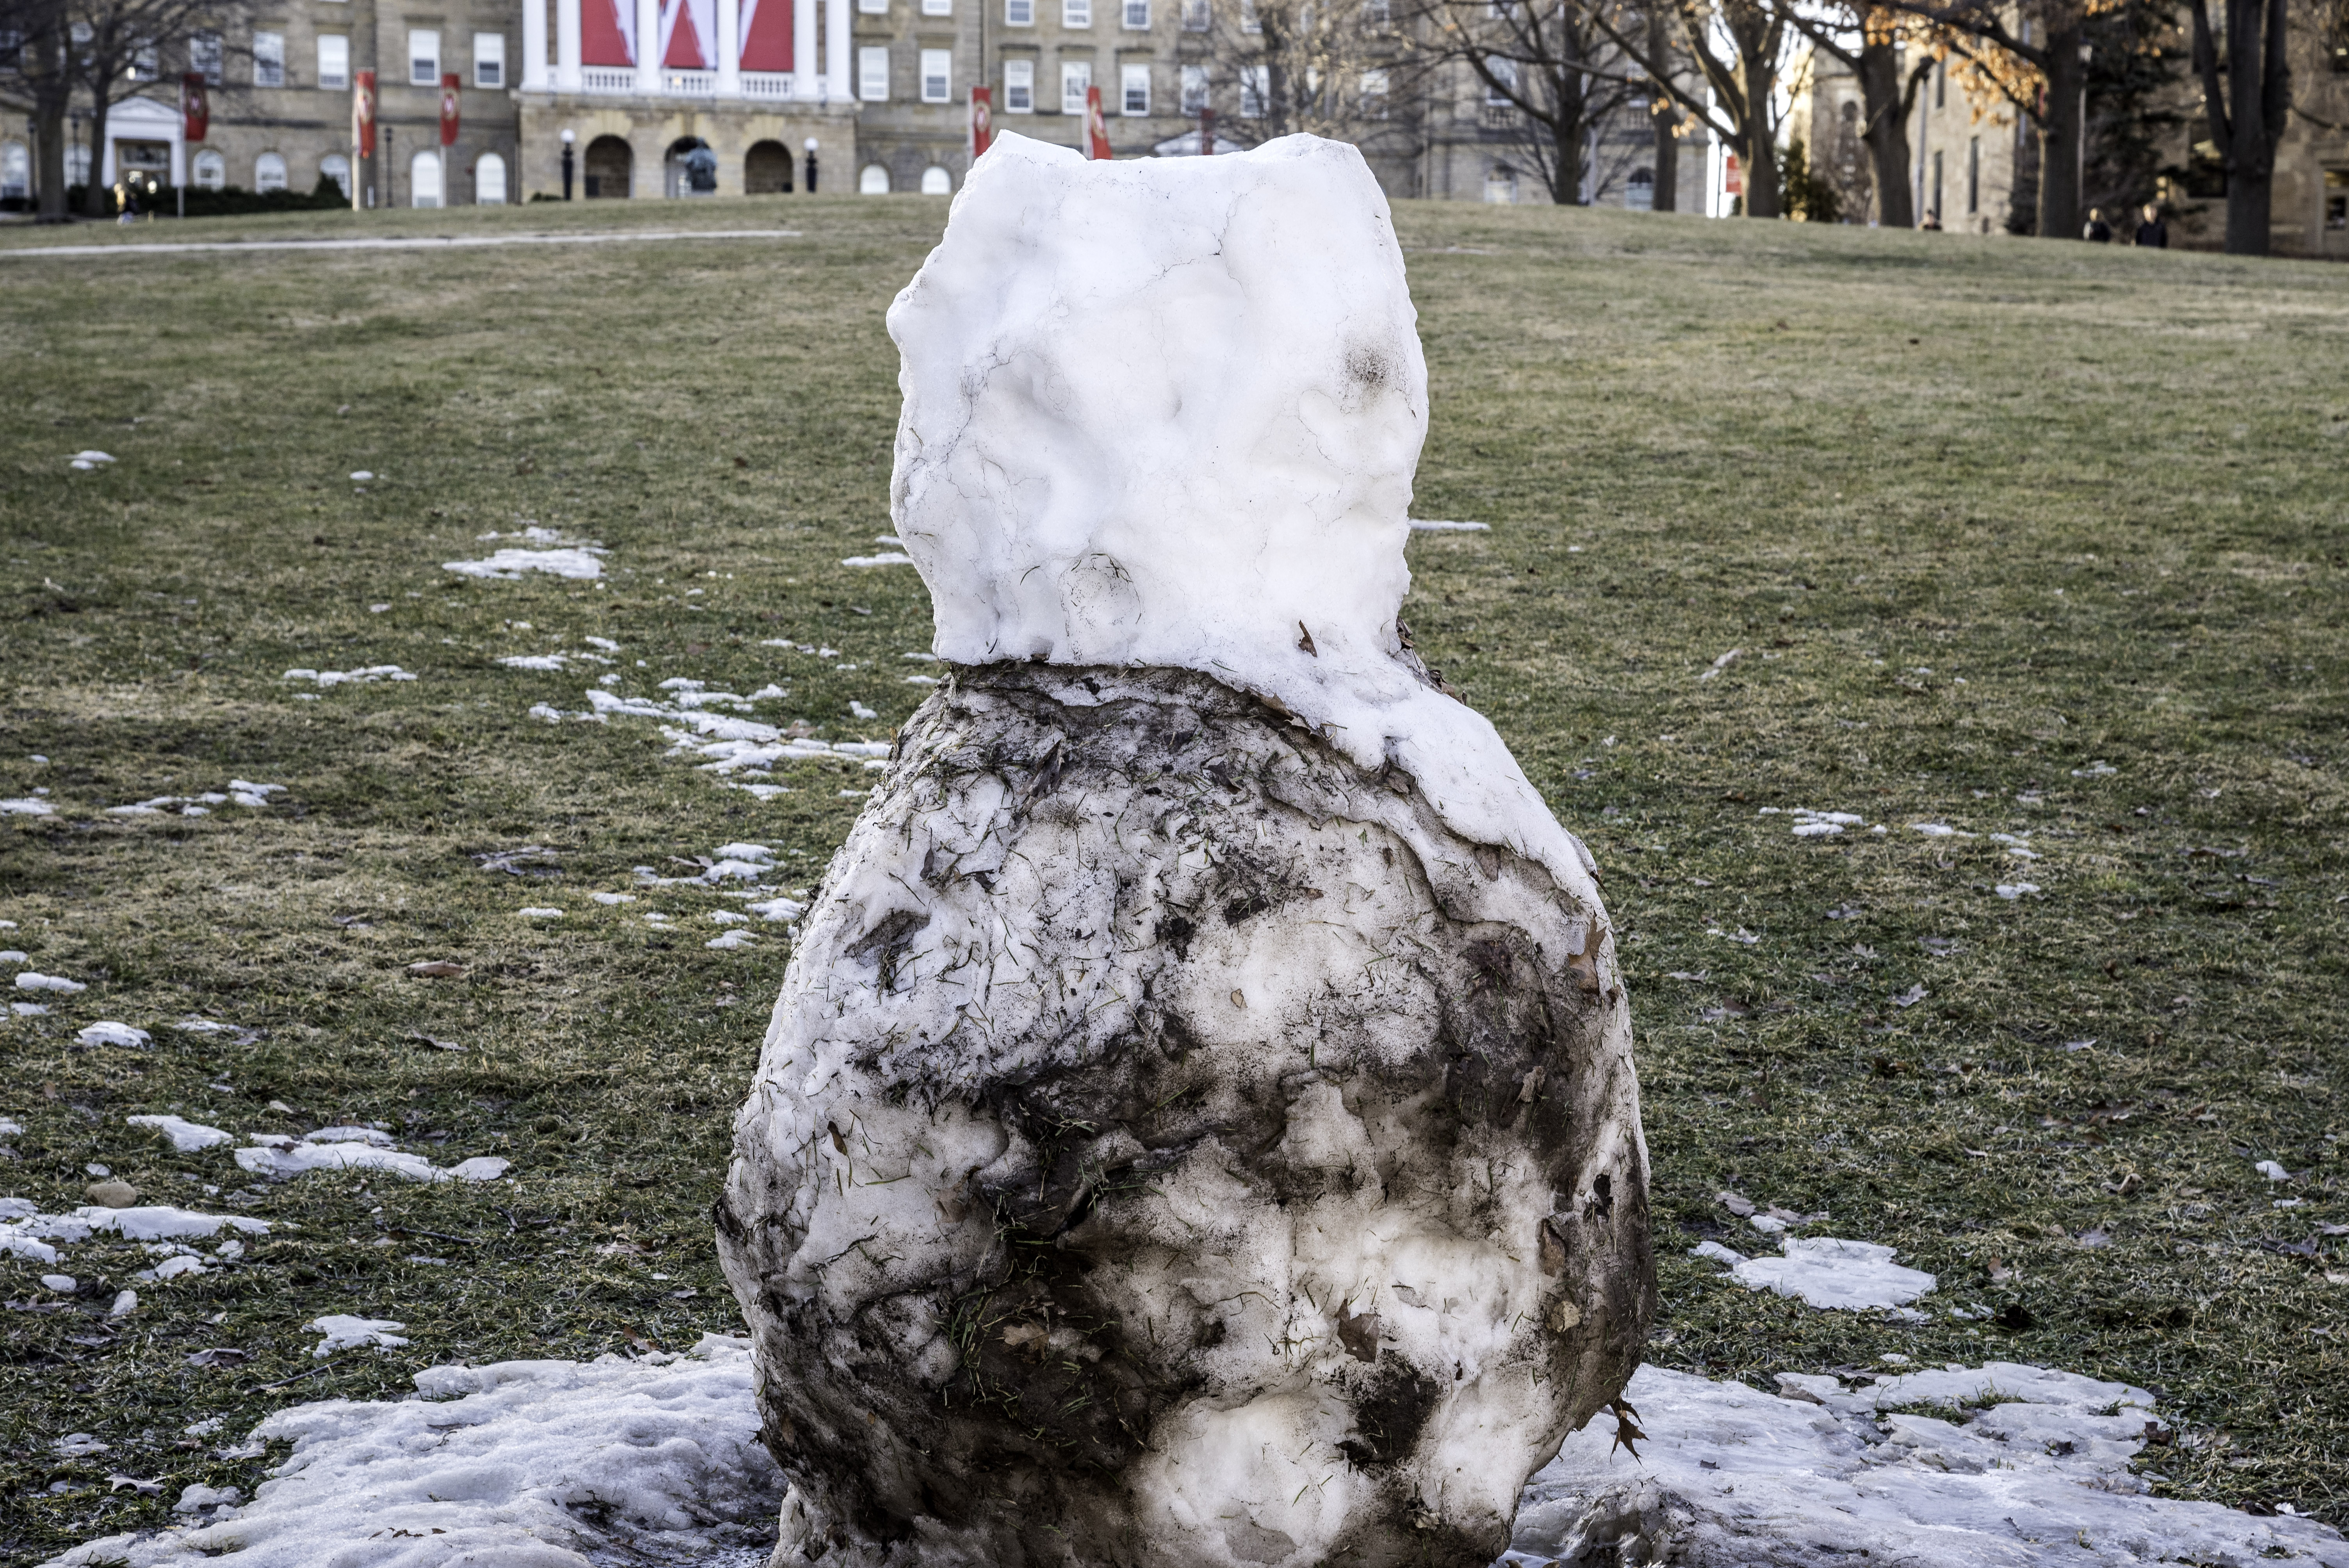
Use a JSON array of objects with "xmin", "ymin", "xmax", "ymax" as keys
[
  {"xmin": 0, "ymin": 797, "xmax": 54, "ymax": 815},
  {"xmin": 233, "ymin": 1140, "xmax": 510, "ymax": 1184},
  {"xmin": 39, "ymin": 1333, "xmax": 784, "ymax": 1568},
  {"xmin": 842, "ymin": 551, "xmax": 915, "ymax": 567},
  {"xmin": 1508, "ymin": 1361, "xmax": 2346, "ymax": 1568}
]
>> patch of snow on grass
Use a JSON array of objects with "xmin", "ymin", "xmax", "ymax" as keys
[
  {"xmin": 842, "ymin": 551, "xmax": 914, "ymax": 567},
  {"xmin": 1729, "ymin": 1237, "xmax": 1936, "ymax": 1311},
  {"xmin": 78, "ymin": 1021, "xmax": 151, "ymax": 1048},
  {"xmin": 18, "ymin": 972, "xmax": 85, "ymax": 992},
  {"xmin": 282, "ymin": 666, "xmax": 417, "ymax": 688},
  {"xmin": 2, "ymin": 797, "xmax": 55, "ymax": 815},
  {"xmin": 1506, "ymin": 1361, "xmax": 2345, "ymax": 1568},
  {"xmin": 443, "ymin": 547, "xmax": 607, "ymax": 581},
  {"xmin": 304, "ymin": 1314, "xmax": 408, "ymax": 1356},
  {"xmin": 39, "ymin": 1334, "xmax": 782, "ymax": 1568},
  {"xmin": 127, "ymin": 1115, "xmax": 232, "ymax": 1152}
]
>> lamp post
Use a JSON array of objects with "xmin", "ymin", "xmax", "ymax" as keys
[
  {"xmin": 804, "ymin": 136, "xmax": 819, "ymax": 193},
  {"xmin": 560, "ymin": 127, "xmax": 575, "ymax": 200},
  {"xmin": 384, "ymin": 123, "xmax": 395, "ymax": 208}
]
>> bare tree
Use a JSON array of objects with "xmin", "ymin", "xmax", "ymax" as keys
[
  {"xmin": 2, "ymin": 0, "xmax": 77, "ymax": 221},
  {"xmin": 1595, "ymin": 0, "xmax": 1792, "ymax": 217},
  {"xmin": 2187, "ymin": 0, "xmax": 2289, "ymax": 252},
  {"xmin": 1413, "ymin": 0, "xmax": 1641, "ymax": 204},
  {"xmin": 1182, "ymin": 0, "xmax": 1425, "ymax": 166},
  {"xmin": 1888, "ymin": 0, "xmax": 2098, "ymax": 239},
  {"xmin": 1787, "ymin": 4, "xmax": 1933, "ymax": 227},
  {"xmin": 72, "ymin": 0, "xmax": 247, "ymax": 216}
]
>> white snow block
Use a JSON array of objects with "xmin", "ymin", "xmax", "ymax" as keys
[{"xmin": 722, "ymin": 132, "xmax": 1651, "ymax": 1568}]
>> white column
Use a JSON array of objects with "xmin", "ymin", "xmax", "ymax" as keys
[
  {"xmin": 717, "ymin": 0, "xmax": 740, "ymax": 96},
  {"xmin": 636, "ymin": 0, "xmax": 662, "ymax": 92},
  {"xmin": 523, "ymin": 0, "xmax": 550, "ymax": 89},
  {"xmin": 824, "ymin": 0, "xmax": 849, "ymax": 103},
  {"xmin": 557, "ymin": 0, "xmax": 582, "ymax": 89},
  {"xmin": 793, "ymin": 0, "xmax": 817, "ymax": 100}
]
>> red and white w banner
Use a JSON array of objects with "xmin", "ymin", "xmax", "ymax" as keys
[{"xmin": 1084, "ymin": 84, "xmax": 1112, "ymax": 161}]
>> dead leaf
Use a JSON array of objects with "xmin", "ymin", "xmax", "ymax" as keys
[
  {"xmin": 1716, "ymin": 1190, "xmax": 1756, "ymax": 1218},
  {"xmin": 1336, "ymin": 1303, "xmax": 1381, "ymax": 1363},
  {"xmin": 1891, "ymin": 984, "xmax": 1928, "ymax": 1009},
  {"xmin": 1607, "ymin": 1398, "xmax": 1647, "ymax": 1461}
]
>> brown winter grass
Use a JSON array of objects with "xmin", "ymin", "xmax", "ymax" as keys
[{"xmin": 0, "ymin": 194, "xmax": 2343, "ymax": 1560}]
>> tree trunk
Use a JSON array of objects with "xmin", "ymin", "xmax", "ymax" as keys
[
  {"xmin": 1735, "ymin": 30, "xmax": 1781, "ymax": 216},
  {"xmin": 82, "ymin": 93, "xmax": 116, "ymax": 218},
  {"xmin": 2215, "ymin": 0, "xmax": 2288, "ymax": 255},
  {"xmin": 1647, "ymin": 8, "xmax": 1677, "ymax": 213},
  {"xmin": 2036, "ymin": 23, "xmax": 2085, "ymax": 241},
  {"xmin": 26, "ymin": 14, "xmax": 74, "ymax": 225},
  {"xmin": 1543, "ymin": 66, "xmax": 1589, "ymax": 203},
  {"xmin": 1854, "ymin": 39, "xmax": 1915, "ymax": 230}
]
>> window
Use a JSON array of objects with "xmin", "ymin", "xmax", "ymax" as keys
[
  {"xmin": 1239, "ymin": 0, "xmax": 1258, "ymax": 31},
  {"xmin": 1060, "ymin": 59, "xmax": 1089, "ymax": 112},
  {"xmin": 1485, "ymin": 57, "xmax": 1516, "ymax": 103},
  {"xmin": 1483, "ymin": 163, "xmax": 1516, "ymax": 203},
  {"xmin": 191, "ymin": 30, "xmax": 222, "ymax": 84},
  {"xmin": 317, "ymin": 34, "xmax": 348, "ymax": 88},
  {"xmin": 1179, "ymin": 62, "xmax": 1206, "ymax": 112},
  {"xmin": 1005, "ymin": 58, "xmax": 1034, "ymax": 109},
  {"xmin": 475, "ymin": 150, "xmax": 507, "ymax": 202},
  {"xmin": 1181, "ymin": 0, "xmax": 1207, "ymax": 26},
  {"xmin": 253, "ymin": 30, "xmax": 283, "ymax": 86},
  {"xmin": 1929, "ymin": 148, "xmax": 1943, "ymax": 219},
  {"xmin": 408, "ymin": 29, "xmax": 439, "ymax": 86},
  {"xmin": 1238, "ymin": 62, "xmax": 1265, "ymax": 116},
  {"xmin": 1625, "ymin": 166, "xmax": 1654, "ymax": 210},
  {"xmin": 255, "ymin": 151, "xmax": 288, "ymax": 192},
  {"xmin": 1063, "ymin": 0, "xmax": 1089, "ymax": 25},
  {"xmin": 191, "ymin": 148, "xmax": 225, "ymax": 189},
  {"xmin": 410, "ymin": 147, "xmax": 442, "ymax": 206},
  {"xmin": 1121, "ymin": 62, "xmax": 1148, "ymax": 113},
  {"xmin": 321, "ymin": 152, "xmax": 351, "ymax": 196},
  {"xmin": 921, "ymin": 164, "xmax": 951, "ymax": 192},
  {"xmin": 1934, "ymin": 62, "xmax": 1945, "ymax": 108},
  {"xmin": 858, "ymin": 45, "xmax": 890, "ymax": 100},
  {"xmin": 1359, "ymin": 66, "xmax": 1387, "ymax": 117},
  {"xmin": 920, "ymin": 48, "xmax": 951, "ymax": 101},
  {"xmin": 68, "ymin": 144, "xmax": 89, "ymax": 185},
  {"xmin": 860, "ymin": 163, "xmax": 891, "ymax": 192},
  {"xmin": 923, "ymin": 0, "xmax": 952, "ymax": 13},
  {"xmin": 1362, "ymin": 0, "xmax": 1387, "ymax": 23},
  {"xmin": 857, "ymin": 0, "xmax": 887, "ymax": 12},
  {"xmin": 1006, "ymin": 0, "xmax": 1032, "ymax": 19},
  {"xmin": 0, "ymin": 141, "xmax": 30, "ymax": 200},
  {"xmin": 1123, "ymin": 0, "xmax": 1148, "ymax": 24},
  {"xmin": 474, "ymin": 32, "xmax": 504, "ymax": 86},
  {"xmin": 130, "ymin": 43, "xmax": 158, "ymax": 78}
]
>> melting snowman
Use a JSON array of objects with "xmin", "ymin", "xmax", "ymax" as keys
[{"xmin": 718, "ymin": 131, "xmax": 1652, "ymax": 1568}]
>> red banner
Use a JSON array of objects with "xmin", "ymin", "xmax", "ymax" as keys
[
  {"xmin": 181, "ymin": 73, "xmax": 208, "ymax": 143},
  {"xmin": 1084, "ymin": 84, "xmax": 1111, "ymax": 161},
  {"xmin": 1723, "ymin": 152, "xmax": 1743, "ymax": 195},
  {"xmin": 970, "ymin": 86, "xmax": 993, "ymax": 162},
  {"xmin": 353, "ymin": 70, "xmax": 376, "ymax": 157},
  {"xmin": 440, "ymin": 73, "xmax": 461, "ymax": 147}
]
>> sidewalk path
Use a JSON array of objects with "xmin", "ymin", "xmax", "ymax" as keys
[{"xmin": 0, "ymin": 229, "xmax": 801, "ymax": 259}]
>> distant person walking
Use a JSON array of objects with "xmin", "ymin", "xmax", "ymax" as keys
[
  {"xmin": 2084, "ymin": 208, "xmax": 2113, "ymax": 242},
  {"xmin": 2134, "ymin": 204, "xmax": 2169, "ymax": 248}
]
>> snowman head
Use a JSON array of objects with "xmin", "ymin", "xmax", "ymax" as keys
[{"xmin": 887, "ymin": 132, "xmax": 1428, "ymax": 707}]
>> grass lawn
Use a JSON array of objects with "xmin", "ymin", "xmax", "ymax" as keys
[{"xmin": 0, "ymin": 193, "xmax": 2343, "ymax": 1561}]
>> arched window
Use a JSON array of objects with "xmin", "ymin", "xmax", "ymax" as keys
[
  {"xmin": 584, "ymin": 134, "xmax": 631, "ymax": 198},
  {"xmin": 255, "ymin": 151, "xmax": 288, "ymax": 192},
  {"xmin": 1, "ymin": 141, "xmax": 31, "ymax": 201},
  {"xmin": 664, "ymin": 135, "xmax": 716, "ymax": 198},
  {"xmin": 320, "ymin": 153, "xmax": 351, "ymax": 198},
  {"xmin": 920, "ymin": 164, "xmax": 951, "ymax": 194},
  {"xmin": 474, "ymin": 151, "xmax": 507, "ymax": 204},
  {"xmin": 410, "ymin": 148, "xmax": 443, "ymax": 207},
  {"xmin": 192, "ymin": 149, "xmax": 226, "ymax": 190},
  {"xmin": 859, "ymin": 162, "xmax": 890, "ymax": 194},
  {"xmin": 745, "ymin": 140, "xmax": 793, "ymax": 194},
  {"xmin": 1625, "ymin": 167, "xmax": 1654, "ymax": 212},
  {"xmin": 1482, "ymin": 163, "xmax": 1516, "ymax": 205}
]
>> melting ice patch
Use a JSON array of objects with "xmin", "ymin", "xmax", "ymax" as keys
[
  {"xmin": 127, "ymin": 1115, "xmax": 232, "ymax": 1152},
  {"xmin": 1508, "ymin": 1362, "xmax": 2347, "ymax": 1568},
  {"xmin": 39, "ymin": 1335, "xmax": 785, "ymax": 1568},
  {"xmin": 282, "ymin": 666, "xmax": 417, "ymax": 688},
  {"xmin": 1709, "ymin": 1236, "xmax": 1938, "ymax": 1311},
  {"xmin": 2, "ymin": 797, "xmax": 55, "ymax": 815},
  {"xmin": 233, "ymin": 1140, "xmax": 511, "ymax": 1184},
  {"xmin": 444, "ymin": 546, "xmax": 608, "ymax": 581},
  {"xmin": 1757, "ymin": 806, "xmax": 1871, "ymax": 838},
  {"xmin": 78, "ymin": 1021, "xmax": 151, "ymax": 1048},
  {"xmin": 18, "ymin": 972, "xmax": 85, "ymax": 993},
  {"xmin": 305, "ymin": 1314, "xmax": 410, "ymax": 1356}
]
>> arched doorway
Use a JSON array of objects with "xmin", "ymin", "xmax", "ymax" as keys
[
  {"xmin": 584, "ymin": 135, "xmax": 631, "ymax": 199},
  {"xmin": 475, "ymin": 151, "xmax": 508, "ymax": 204},
  {"xmin": 408, "ymin": 150, "xmax": 442, "ymax": 207},
  {"xmin": 665, "ymin": 135, "xmax": 716, "ymax": 198},
  {"xmin": 920, "ymin": 165, "xmax": 951, "ymax": 195},
  {"xmin": 745, "ymin": 140, "xmax": 793, "ymax": 194},
  {"xmin": 859, "ymin": 163, "xmax": 889, "ymax": 194}
]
